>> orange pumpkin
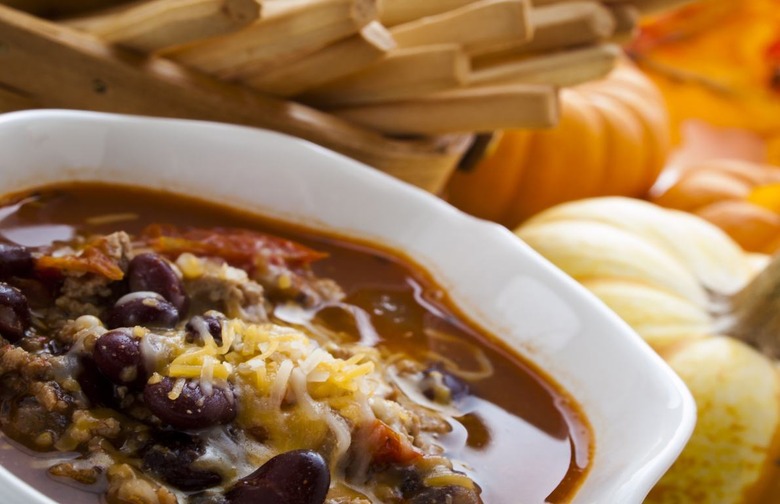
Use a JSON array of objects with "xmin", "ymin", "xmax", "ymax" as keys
[
  {"xmin": 651, "ymin": 159, "xmax": 780, "ymax": 254},
  {"xmin": 444, "ymin": 60, "xmax": 671, "ymax": 228}
]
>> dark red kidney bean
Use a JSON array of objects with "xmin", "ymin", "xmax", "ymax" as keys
[
  {"xmin": 185, "ymin": 314, "xmax": 224, "ymax": 344},
  {"xmin": 421, "ymin": 364, "xmax": 469, "ymax": 404},
  {"xmin": 0, "ymin": 244, "xmax": 34, "ymax": 279},
  {"xmin": 142, "ymin": 432, "xmax": 222, "ymax": 491},
  {"xmin": 77, "ymin": 356, "xmax": 120, "ymax": 408},
  {"xmin": 440, "ymin": 372, "xmax": 469, "ymax": 402},
  {"xmin": 93, "ymin": 329, "xmax": 145, "ymax": 386},
  {"xmin": 128, "ymin": 253, "xmax": 189, "ymax": 315},
  {"xmin": 225, "ymin": 450, "xmax": 330, "ymax": 504},
  {"xmin": 9, "ymin": 278, "xmax": 54, "ymax": 309},
  {"xmin": 106, "ymin": 293, "xmax": 179, "ymax": 329},
  {"xmin": 144, "ymin": 377, "xmax": 236, "ymax": 430},
  {"xmin": 0, "ymin": 282, "xmax": 32, "ymax": 343}
]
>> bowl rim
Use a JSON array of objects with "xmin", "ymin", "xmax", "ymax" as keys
[{"xmin": 0, "ymin": 109, "xmax": 696, "ymax": 503}]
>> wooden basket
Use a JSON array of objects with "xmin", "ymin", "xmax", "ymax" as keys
[
  {"xmin": 0, "ymin": 0, "xmax": 690, "ymax": 192},
  {"xmin": 0, "ymin": 2, "xmax": 471, "ymax": 193}
]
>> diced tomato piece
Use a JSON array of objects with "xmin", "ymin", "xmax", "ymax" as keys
[
  {"xmin": 141, "ymin": 224, "xmax": 327, "ymax": 272},
  {"xmin": 36, "ymin": 240, "xmax": 124, "ymax": 281},
  {"xmin": 366, "ymin": 420, "xmax": 422, "ymax": 466}
]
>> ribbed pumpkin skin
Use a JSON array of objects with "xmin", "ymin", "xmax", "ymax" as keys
[
  {"xmin": 515, "ymin": 197, "xmax": 780, "ymax": 504},
  {"xmin": 651, "ymin": 159, "xmax": 780, "ymax": 254},
  {"xmin": 445, "ymin": 61, "xmax": 670, "ymax": 228}
]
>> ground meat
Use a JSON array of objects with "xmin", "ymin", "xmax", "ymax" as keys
[
  {"xmin": 49, "ymin": 462, "xmax": 104, "ymax": 486},
  {"xmin": 61, "ymin": 269, "xmax": 116, "ymax": 299},
  {"xmin": 325, "ymin": 498, "xmax": 372, "ymax": 504},
  {"xmin": 41, "ymin": 232, "xmax": 132, "ymax": 321},
  {"xmin": 0, "ymin": 344, "xmax": 75, "ymax": 450},
  {"xmin": 322, "ymin": 484, "xmax": 374, "ymax": 504},
  {"xmin": 0, "ymin": 344, "xmax": 52, "ymax": 380},
  {"xmin": 407, "ymin": 486, "xmax": 481, "ymax": 504},
  {"xmin": 0, "ymin": 395, "xmax": 70, "ymax": 450},
  {"xmin": 55, "ymin": 410, "xmax": 122, "ymax": 451},
  {"xmin": 54, "ymin": 314, "xmax": 106, "ymax": 348},
  {"xmin": 55, "ymin": 273, "xmax": 115, "ymax": 318},
  {"xmin": 97, "ymin": 232, "xmax": 133, "ymax": 266},
  {"xmin": 49, "ymin": 449, "xmax": 115, "ymax": 485},
  {"xmin": 106, "ymin": 464, "xmax": 178, "ymax": 504},
  {"xmin": 257, "ymin": 264, "xmax": 344, "ymax": 307},
  {"xmin": 30, "ymin": 381, "xmax": 72, "ymax": 413},
  {"xmin": 185, "ymin": 260, "xmax": 269, "ymax": 323},
  {"xmin": 391, "ymin": 395, "xmax": 451, "ymax": 455}
]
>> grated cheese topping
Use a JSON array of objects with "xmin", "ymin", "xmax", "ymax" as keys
[
  {"xmin": 165, "ymin": 318, "xmax": 376, "ymax": 404},
  {"xmin": 175, "ymin": 253, "xmax": 205, "ymax": 280}
]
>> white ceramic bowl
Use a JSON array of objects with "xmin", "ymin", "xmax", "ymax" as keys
[{"xmin": 0, "ymin": 110, "xmax": 695, "ymax": 504}]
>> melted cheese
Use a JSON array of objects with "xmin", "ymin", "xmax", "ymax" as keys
[{"xmin": 166, "ymin": 318, "xmax": 376, "ymax": 402}]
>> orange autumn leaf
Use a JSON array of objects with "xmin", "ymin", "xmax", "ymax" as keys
[{"xmin": 628, "ymin": 0, "xmax": 780, "ymax": 143}]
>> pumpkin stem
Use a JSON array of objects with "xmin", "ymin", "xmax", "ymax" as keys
[
  {"xmin": 728, "ymin": 253, "xmax": 780, "ymax": 359},
  {"xmin": 456, "ymin": 133, "xmax": 495, "ymax": 173}
]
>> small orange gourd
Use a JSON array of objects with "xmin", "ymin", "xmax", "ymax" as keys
[
  {"xmin": 651, "ymin": 159, "xmax": 780, "ymax": 253},
  {"xmin": 445, "ymin": 60, "xmax": 670, "ymax": 228}
]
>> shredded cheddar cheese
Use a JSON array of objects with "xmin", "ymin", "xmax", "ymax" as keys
[
  {"xmin": 175, "ymin": 253, "xmax": 206, "ymax": 280},
  {"xmin": 166, "ymin": 318, "xmax": 375, "ymax": 402},
  {"xmin": 167, "ymin": 378, "xmax": 186, "ymax": 400}
]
